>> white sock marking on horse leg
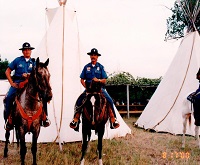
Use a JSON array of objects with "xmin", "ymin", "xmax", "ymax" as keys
[
  {"xmin": 80, "ymin": 158, "xmax": 85, "ymax": 165},
  {"xmin": 99, "ymin": 159, "xmax": 103, "ymax": 165}
]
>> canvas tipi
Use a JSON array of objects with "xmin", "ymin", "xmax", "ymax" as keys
[
  {"xmin": 136, "ymin": 0, "xmax": 200, "ymax": 136},
  {"xmin": 0, "ymin": 2, "xmax": 131, "ymax": 143}
]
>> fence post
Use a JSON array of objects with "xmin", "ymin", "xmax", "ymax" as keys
[{"xmin": 127, "ymin": 84, "xmax": 130, "ymax": 118}]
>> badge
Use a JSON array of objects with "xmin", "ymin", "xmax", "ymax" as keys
[
  {"xmin": 29, "ymin": 64, "xmax": 33, "ymax": 68},
  {"xmin": 97, "ymin": 67, "xmax": 100, "ymax": 71},
  {"xmin": 87, "ymin": 67, "xmax": 91, "ymax": 71},
  {"xmin": 19, "ymin": 64, "xmax": 23, "ymax": 67}
]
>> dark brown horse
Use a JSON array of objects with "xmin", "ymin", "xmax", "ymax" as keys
[
  {"xmin": 4, "ymin": 57, "xmax": 52, "ymax": 165},
  {"xmin": 80, "ymin": 81, "xmax": 111, "ymax": 165}
]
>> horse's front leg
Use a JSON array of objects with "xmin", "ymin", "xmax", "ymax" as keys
[
  {"xmin": 32, "ymin": 128, "xmax": 40, "ymax": 165},
  {"xmin": 15, "ymin": 128, "xmax": 20, "ymax": 148},
  {"xmin": 19, "ymin": 132, "xmax": 27, "ymax": 165},
  {"xmin": 97, "ymin": 126, "xmax": 105, "ymax": 165},
  {"xmin": 81, "ymin": 124, "xmax": 91, "ymax": 165},
  {"xmin": 4, "ymin": 130, "xmax": 10, "ymax": 157},
  {"xmin": 195, "ymin": 126, "xmax": 200, "ymax": 148}
]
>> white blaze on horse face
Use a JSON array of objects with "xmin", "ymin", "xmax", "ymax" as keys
[
  {"xmin": 90, "ymin": 96, "xmax": 95, "ymax": 106},
  {"xmin": 90, "ymin": 96, "xmax": 96, "ymax": 125}
]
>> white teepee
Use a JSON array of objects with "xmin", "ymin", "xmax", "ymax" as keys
[
  {"xmin": 136, "ymin": 0, "xmax": 200, "ymax": 136},
  {"xmin": 0, "ymin": 3, "xmax": 131, "ymax": 143}
]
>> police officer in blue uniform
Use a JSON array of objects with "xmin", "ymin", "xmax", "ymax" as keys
[
  {"xmin": 4, "ymin": 42, "xmax": 50, "ymax": 130},
  {"xmin": 70, "ymin": 48, "xmax": 120, "ymax": 130}
]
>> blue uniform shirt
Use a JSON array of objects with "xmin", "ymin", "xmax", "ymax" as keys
[
  {"xmin": 195, "ymin": 82, "xmax": 200, "ymax": 99},
  {"xmin": 80, "ymin": 62, "xmax": 107, "ymax": 88},
  {"xmin": 8, "ymin": 56, "xmax": 35, "ymax": 82}
]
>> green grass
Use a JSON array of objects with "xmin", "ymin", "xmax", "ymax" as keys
[{"xmin": 0, "ymin": 117, "xmax": 200, "ymax": 164}]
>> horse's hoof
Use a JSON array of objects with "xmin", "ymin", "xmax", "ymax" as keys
[{"xmin": 181, "ymin": 145, "xmax": 185, "ymax": 149}]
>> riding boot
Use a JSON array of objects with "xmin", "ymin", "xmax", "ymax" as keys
[
  {"xmin": 5, "ymin": 115, "xmax": 14, "ymax": 131},
  {"xmin": 108, "ymin": 106, "xmax": 120, "ymax": 129},
  {"xmin": 42, "ymin": 101, "xmax": 50, "ymax": 127},
  {"xmin": 69, "ymin": 112, "xmax": 81, "ymax": 130},
  {"xmin": 42, "ymin": 116, "xmax": 51, "ymax": 127}
]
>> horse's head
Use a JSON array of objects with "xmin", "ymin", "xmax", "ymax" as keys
[
  {"xmin": 34, "ymin": 57, "xmax": 52, "ymax": 102},
  {"xmin": 83, "ymin": 80, "xmax": 108, "ymax": 128},
  {"xmin": 86, "ymin": 80, "xmax": 102, "ymax": 93}
]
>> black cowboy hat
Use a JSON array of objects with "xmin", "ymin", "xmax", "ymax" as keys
[
  {"xmin": 87, "ymin": 48, "xmax": 101, "ymax": 56},
  {"xmin": 19, "ymin": 42, "xmax": 35, "ymax": 50}
]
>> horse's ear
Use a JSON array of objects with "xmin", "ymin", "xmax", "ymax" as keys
[
  {"xmin": 36, "ymin": 57, "xmax": 40, "ymax": 66},
  {"xmin": 44, "ymin": 58, "xmax": 49, "ymax": 67}
]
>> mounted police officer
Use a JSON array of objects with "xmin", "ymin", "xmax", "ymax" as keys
[
  {"xmin": 193, "ymin": 68, "xmax": 200, "ymax": 126},
  {"xmin": 69, "ymin": 48, "xmax": 120, "ymax": 130},
  {"xmin": 4, "ymin": 42, "xmax": 50, "ymax": 130}
]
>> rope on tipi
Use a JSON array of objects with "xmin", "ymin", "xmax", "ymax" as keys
[{"xmin": 152, "ymin": 0, "xmax": 200, "ymax": 130}]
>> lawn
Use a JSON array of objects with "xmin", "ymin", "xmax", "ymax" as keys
[{"xmin": 0, "ymin": 117, "xmax": 200, "ymax": 165}]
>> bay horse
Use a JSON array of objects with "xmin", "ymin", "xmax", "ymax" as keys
[
  {"xmin": 80, "ymin": 80, "xmax": 111, "ymax": 165},
  {"xmin": 3, "ymin": 57, "xmax": 52, "ymax": 165},
  {"xmin": 182, "ymin": 93, "xmax": 200, "ymax": 148}
]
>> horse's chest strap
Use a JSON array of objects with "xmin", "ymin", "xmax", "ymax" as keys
[{"xmin": 15, "ymin": 98, "xmax": 43, "ymax": 132}]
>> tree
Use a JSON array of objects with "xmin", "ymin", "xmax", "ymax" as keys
[
  {"xmin": 106, "ymin": 72, "xmax": 162, "ymax": 105},
  {"xmin": 0, "ymin": 59, "xmax": 9, "ymax": 79},
  {"xmin": 165, "ymin": 0, "xmax": 200, "ymax": 40},
  {"xmin": 135, "ymin": 77, "xmax": 162, "ymax": 87},
  {"xmin": 106, "ymin": 71, "xmax": 136, "ymax": 85}
]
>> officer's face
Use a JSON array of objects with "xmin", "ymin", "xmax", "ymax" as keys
[
  {"xmin": 90, "ymin": 54, "xmax": 98, "ymax": 64},
  {"xmin": 22, "ymin": 48, "xmax": 32, "ymax": 58}
]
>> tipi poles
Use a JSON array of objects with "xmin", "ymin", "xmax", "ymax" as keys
[
  {"xmin": 59, "ymin": 4, "xmax": 65, "ymax": 130},
  {"xmin": 53, "ymin": 97, "xmax": 62, "ymax": 151},
  {"xmin": 177, "ymin": 0, "xmax": 200, "ymax": 31},
  {"xmin": 55, "ymin": 4, "xmax": 66, "ymax": 151}
]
